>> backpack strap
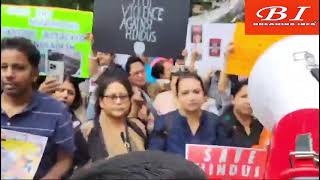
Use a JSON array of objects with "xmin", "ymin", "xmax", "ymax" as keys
[
  {"xmin": 127, "ymin": 118, "xmax": 148, "ymax": 142},
  {"xmin": 141, "ymin": 90, "xmax": 160, "ymax": 120}
]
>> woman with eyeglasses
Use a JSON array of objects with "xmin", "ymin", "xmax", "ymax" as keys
[
  {"xmin": 149, "ymin": 73, "xmax": 227, "ymax": 157},
  {"xmin": 86, "ymin": 65, "xmax": 146, "ymax": 162}
]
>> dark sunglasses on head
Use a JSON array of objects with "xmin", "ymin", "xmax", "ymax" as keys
[{"xmin": 171, "ymin": 66, "xmax": 190, "ymax": 75}]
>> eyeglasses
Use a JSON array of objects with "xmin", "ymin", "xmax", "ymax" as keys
[{"xmin": 103, "ymin": 94, "xmax": 129, "ymax": 102}]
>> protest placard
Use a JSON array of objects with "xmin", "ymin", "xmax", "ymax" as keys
[
  {"xmin": 185, "ymin": 23, "xmax": 235, "ymax": 78},
  {"xmin": 1, "ymin": 5, "xmax": 93, "ymax": 78},
  {"xmin": 186, "ymin": 144, "xmax": 268, "ymax": 179},
  {"xmin": 225, "ymin": 22, "xmax": 287, "ymax": 77},
  {"xmin": 93, "ymin": 0, "xmax": 190, "ymax": 58}
]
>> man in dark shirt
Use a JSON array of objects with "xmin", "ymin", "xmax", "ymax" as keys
[
  {"xmin": 218, "ymin": 79, "xmax": 265, "ymax": 148},
  {"xmin": 1, "ymin": 37, "xmax": 75, "ymax": 179}
]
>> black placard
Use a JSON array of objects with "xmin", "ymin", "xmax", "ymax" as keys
[{"xmin": 93, "ymin": 0, "xmax": 190, "ymax": 58}]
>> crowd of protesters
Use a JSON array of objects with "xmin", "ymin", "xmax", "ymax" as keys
[{"xmin": 1, "ymin": 36, "xmax": 271, "ymax": 179}]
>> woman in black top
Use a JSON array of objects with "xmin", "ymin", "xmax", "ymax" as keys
[
  {"xmin": 86, "ymin": 65, "xmax": 147, "ymax": 162},
  {"xmin": 218, "ymin": 80, "xmax": 266, "ymax": 148}
]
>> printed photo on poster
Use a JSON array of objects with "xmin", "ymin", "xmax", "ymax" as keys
[
  {"xmin": 209, "ymin": 38, "xmax": 222, "ymax": 57},
  {"xmin": 191, "ymin": 25, "xmax": 203, "ymax": 44},
  {"xmin": 1, "ymin": 129, "xmax": 47, "ymax": 179},
  {"xmin": 47, "ymin": 48, "xmax": 82, "ymax": 77},
  {"xmin": 200, "ymin": 23, "xmax": 236, "ymax": 71}
]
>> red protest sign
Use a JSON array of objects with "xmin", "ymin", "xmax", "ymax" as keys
[{"xmin": 186, "ymin": 144, "xmax": 268, "ymax": 179}]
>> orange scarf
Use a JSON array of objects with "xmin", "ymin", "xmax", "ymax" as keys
[{"xmin": 252, "ymin": 128, "xmax": 272, "ymax": 149}]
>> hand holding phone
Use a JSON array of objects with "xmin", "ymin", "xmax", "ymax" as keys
[
  {"xmin": 38, "ymin": 76, "xmax": 61, "ymax": 94},
  {"xmin": 47, "ymin": 60, "xmax": 64, "ymax": 84}
]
